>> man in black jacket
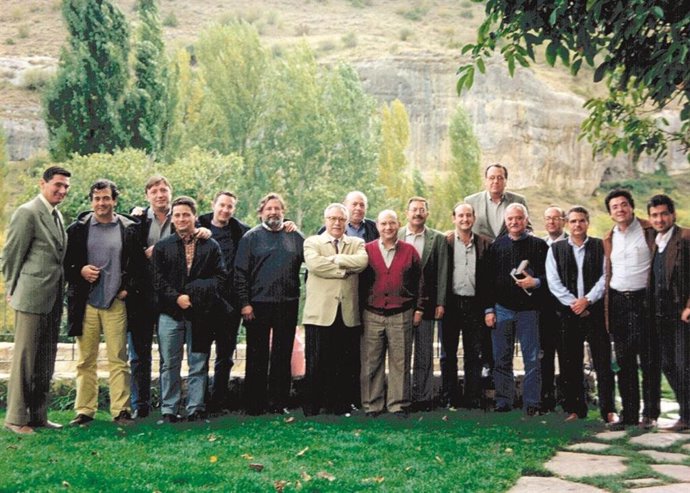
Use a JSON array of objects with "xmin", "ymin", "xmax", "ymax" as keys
[
  {"xmin": 64, "ymin": 179, "xmax": 143, "ymax": 426},
  {"xmin": 153, "ymin": 196, "xmax": 225, "ymax": 422},
  {"xmin": 197, "ymin": 191, "xmax": 250, "ymax": 412}
]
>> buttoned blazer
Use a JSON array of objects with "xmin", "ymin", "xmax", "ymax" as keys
[
  {"xmin": 2, "ymin": 196, "xmax": 66, "ymax": 314},
  {"xmin": 646, "ymin": 225, "xmax": 690, "ymax": 314},
  {"xmin": 464, "ymin": 190, "xmax": 529, "ymax": 239},
  {"xmin": 397, "ymin": 227, "xmax": 448, "ymax": 318},
  {"xmin": 302, "ymin": 233, "xmax": 368, "ymax": 327}
]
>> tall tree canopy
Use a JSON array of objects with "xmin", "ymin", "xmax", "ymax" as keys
[{"xmin": 458, "ymin": 0, "xmax": 690, "ymax": 163}]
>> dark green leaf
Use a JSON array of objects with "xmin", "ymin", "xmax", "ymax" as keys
[
  {"xmin": 476, "ymin": 57, "xmax": 486, "ymax": 74},
  {"xmin": 545, "ymin": 41, "xmax": 558, "ymax": 66},
  {"xmin": 593, "ymin": 61, "xmax": 608, "ymax": 83},
  {"xmin": 651, "ymin": 6, "xmax": 664, "ymax": 20}
]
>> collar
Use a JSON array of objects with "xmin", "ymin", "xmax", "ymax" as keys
[
  {"xmin": 89, "ymin": 214, "xmax": 119, "ymax": 226},
  {"xmin": 455, "ymin": 231, "xmax": 474, "ymax": 245},
  {"xmin": 177, "ymin": 231, "xmax": 197, "ymax": 244},
  {"xmin": 404, "ymin": 226, "xmax": 426, "ymax": 237},
  {"xmin": 147, "ymin": 207, "xmax": 171, "ymax": 220},
  {"xmin": 378, "ymin": 239, "xmax": 399, "ymax": 251},
  {"xmin": 261, "ymin": 222, "xmax": 284, "ymax": 232},
  {"xmin": 37, "ymin": 193, "xmax": 56, "ymax": 214},
  {"xmin": 567, "ymin": 236, "xmax": 589, "ymax": 248},
  {"xmin": 323, "ymin": 232, "xmax": 346, "ymax": 243},
  {"xmin": 614, "ymin": 216, "xmax": 641, "ymax": 235},
  {"xmin": 508, "ymin": 232, "xmax": 530, "ymax": 241},
  {"xmin": 655, "ymin": 226, "xmax": 675, "ymax": 251}
]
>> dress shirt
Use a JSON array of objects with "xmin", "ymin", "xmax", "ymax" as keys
[
  {"xmin": 146, "ymin": 207, "xmax": 171, "ymax": 247},
  {"xmin": 546, "ymin": 236, "xmax": 605, "ymax": 306},
  {"xmin": 655, "ymin": 226, "xmax": 675, "ymax": 254},
  {"xmin": 609, "ymin": 218, "xmax": 651, "ymax": 291},
  {"xmin": 486, "ymin": 194, "xmax": 507, "ymax": 238},
  {"xmin": 403, "ymin": 227, "xmax": 425, "ymax": 259},
  {"xmin": 346, "ymin": 222, "xmax": 366, "ymax": 239},
  {"xmin": 378, "ymin": 240, "xmax": 398, "ymax": 268},
  {"xmin": 452, "ymin": 234, "xmax": 476, "ymax": 296},
  {"xmin": 544, "ymin": 232, "xmax": 567, "ymax": 247}
]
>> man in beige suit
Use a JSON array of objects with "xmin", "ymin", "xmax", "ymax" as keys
[
  {"xmin": 2, "ymin": 166, "xmax": 71, "ymax": 434},
  {"xmin": 302, "ymin": 203, "xmax": 368, "ymax": 416}
]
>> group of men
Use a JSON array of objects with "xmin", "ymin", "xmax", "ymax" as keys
[{"xmin": 2, "ymin": 164, "xmax": 689, "ymax": 434}]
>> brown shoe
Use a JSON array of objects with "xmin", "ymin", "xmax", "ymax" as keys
[
  {"xmin": 564, "ymin": 413, "xmax": 579, "ymax": 422},
  {"xmin": 70, "ymin": 414, "xmax": 94, "ymax": 426},
  {"xmin": 666, "ymin": 419, "xmax": 690, "ymax": 432},
  {"xmin": 4, "ymin": 422, "xmax": 35, "ymax": 435},
  {"xmin": 113, "ymin": 410, "xmax": 134, "ymax": 426}
]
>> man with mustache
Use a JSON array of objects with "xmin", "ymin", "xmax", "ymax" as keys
[{"xmin": 234, "ymin": 193, "xmax": 305, "ymax": 415}]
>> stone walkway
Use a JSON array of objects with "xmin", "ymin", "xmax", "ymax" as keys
[{"xmin": 509, "ymin": 400, "xmax": 690, "ymax": 492}]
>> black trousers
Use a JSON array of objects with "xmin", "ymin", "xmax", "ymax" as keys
[
  {"xmin": 658, "ymin": 312, "xmax": 690, "ymax": 423},
  {"xmin": 303, "ymin": 308, "xmax": 352, "ymax": 415},
  {"xmin": 243, "ymin": 301, "xmax": 298, "ymax": 414},
  {"xmin": 610, "ymin": 289, "xmax": 660, "ymax": 424},
  {"xmin": 441, "ymin": 295, "xmax": 483, "ymax": 408},
  {"xmin": 559, "ymin": 311, "xmax": 616, "ymax": 420},
  {"xmin": 207, "ymin": 310, "xmax": 241, "ymax": 410},
  {"xmin": 540, "ymin": 306, "xmax": 561, "ymax": 410}
]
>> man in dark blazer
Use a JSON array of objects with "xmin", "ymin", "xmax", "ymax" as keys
[
  {"xmin": 153, "ymin": 196, "xmax": 225, "ymax": 423},
  {"xmin": 2, "ymin": 166, "xmax": 71, "ymax": 434},
  {"xmin": 398, "ymin": 196, "xmax": 447, "ymax": 411},
  {"xmin": 442, "ymin": 202, "xmax": 492, "ymax": 409},
  {"xmin": 646, "ymin": 194, "xmax": 690, "ymax": 431}
]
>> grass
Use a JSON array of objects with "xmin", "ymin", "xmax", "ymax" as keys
[{"xmin": 0, "ymin": 408, "xmax": 593, "ymax": 492}]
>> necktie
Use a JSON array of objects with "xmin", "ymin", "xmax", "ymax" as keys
[
  {"xmin": 52, "ymin": 209, "xmax": 63, "ymax": 233},
  {"xmin": 333, "ymin": 239, "xmax": 339, "ymax": 254}
]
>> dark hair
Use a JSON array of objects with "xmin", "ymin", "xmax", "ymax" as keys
[
  {"xmin": 43, "ymin": 166, "xmax": 71, "ymax": 181},
  {"xmin": 566, "ymin": 205, "xmax": 590, "ymax": 222},
  {"xmin": 647, "ymin": 194, "xmax": 675, "ymax": 214},
  {"xmin": 88, "ymin": 179, "xmax": 119, "ymax": 201},
  {"xmin": 452, "ymin": 201, "xmax": 474, "ymax": 216},
  {"xmin": 256, "ymin": 192, "xmax": 285, "ymax": 214},
  {"xmin": 604, "ymin": 189, "xmax": 634, "ymax": 212},
  {"xmin": 144, "ymin": 174, "xmax": 172, "ymax": 192},
  {"xmin": 171, "ymin": 196, "xmax": 197, "ymax": 215},
  {"xmin": 484, "ymin": 163, "xmax": 508, "ymax": 179},
  {"xmin": 213, "ymin": 191, "xmax": 238, "ymax": 203}
]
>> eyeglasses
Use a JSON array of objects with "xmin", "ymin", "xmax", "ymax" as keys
[
  {"xmin": 326, "ymin": 216, "xmax": 347, "ymax": 223},
  {"xmin": 544, "ymin": 216, "xmax": 564, "ymax": 222},
  {"xmin": 487, "ymin": 176, "xmax": 505, "ymax": 182}
]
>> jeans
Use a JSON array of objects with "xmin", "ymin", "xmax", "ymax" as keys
[
  {"xmin": 158, "ymin": 313, "xmax": 208, "ymax": 416},
  {"xmin": 492, "ymin": 304, "xmax": 541, "ymax": 410}
]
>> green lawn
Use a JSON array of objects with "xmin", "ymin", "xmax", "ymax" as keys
[{"xmin": 0, "ymin": 408, "xmax": 596, "ymax": 492}]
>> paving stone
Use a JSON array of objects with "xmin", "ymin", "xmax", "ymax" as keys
[
  {"xmin": 639, "ymin": 450, "xmax": 690, "ymax": 463},
  {"xmin": 661, "ymin": 400, "xmax": 680, "ymax": 413},
  {"xmin": 566, "ymin": 442, "xmax": 612, "ymax": 452},
  {"xmin": 650, "ymin": 464, "xmax": 690, "ymax": 481},
  {"xmin": 508, "ymin": 476, "xmax": 607, "ymax": 493},
  {"xmin": 623, "ymin": 477, "xmax": 665, "ymax": 487},
  {"xmin": 682, "ymin": 444, "xmax": 690, "ymax": 453},
  {"xmin": 633, "ymin": 484, "xmax": 690, "ymax": 492},
  {"xmin": 595, "ymin": 430, "xmax": 628, "ymax": 441},
  {"xmin": 630, "ymin": 433, "xmax": 690, "ymax": 448},
  {"xmin": 544, "ymin": 451, "xmax": 627, "ymax": 478},
  {"xmin": 658, "ymin": 417, "xmax": 679, "ymax": 428}
]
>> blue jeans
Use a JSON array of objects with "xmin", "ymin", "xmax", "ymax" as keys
[
  {"xmin": 492, "ymin": 304, "xmax": 541, "ymax": 410},
  {"xmin": 158, "ymin": 314, "xmax": 208, "ymax": 416}
]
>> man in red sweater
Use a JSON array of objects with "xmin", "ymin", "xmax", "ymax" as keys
[{"xmin": 360, "ymin": 210, "xmax": 424, "ymax": 417}]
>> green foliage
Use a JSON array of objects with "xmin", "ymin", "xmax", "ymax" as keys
[
  {"xmin": 0, "ymin": 408, "xmax": 590, "ymax": 492},
  {"xmin": 122, "ymin": 0, "xmax": 171, "ymax": 158},
  {"xmin": 458, "ymin": 0, "xmax": 690, "ymax": 164},
  {"xmin": 397, "ymin": 2, "xmax": 430, "ymax": 21},
  {"xmin": 377, "ymin": 99, "xmax": 414, "ymax": 216},
  {"xmin": 341, "ymin": 32, "xmax": 358, "ymax": 48},
  {"xmin": 44, "ymin": 0, "xmax": 131, "ymax": 160},
  {"xmin": 599, "ymin": 167, "xmax": 676, "ymax": 199},
  {"xmin": 428, "ymin": 104, "xmax": 481, "ymax": 229},
  {"xmin": 19, "ymin": 67, "xmax": 54, "ymax": 91},
  {"xmin": 161, "ymin": 10, "xmax": 178, "ymax": 27}
]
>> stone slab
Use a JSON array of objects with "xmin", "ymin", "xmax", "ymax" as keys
[
  {"xmin": 639, "ymin": 450, "xmax": 690, "ymax": 463},
  {"xmin": 650, "ymin": 464, "xmax": 690, "ymax": 481},
  {"xmin": 508, "ymin": 476, "xmax": 606, "ymax": 493},
  {"xmin": 544, "ymin": 451, "xmax": 627, "ymax": 478},
  {"xmin": 661, "ymin": 400, "xmax": 680, "ymax": 413},
  {"xmin": 623, "ymin": 478, "xmax": 665, "ymax": 487},
  {"xmin": 682, "ymin": 444, "xmax": 690, "ymax": 453},
  {"xmin": 566, "ymin": 442, "xmax": 612, "ymax": 452},
  {"xmin": 633, "ymin": 485, "xmax": 690, "ymax": 492},
  {"xmin": 630, "ymin": 433, "xmax": 690, "ymax": 448},
  {"xmin": 595, "ymin": 430, "xmax": 628, "ymax": 441}
]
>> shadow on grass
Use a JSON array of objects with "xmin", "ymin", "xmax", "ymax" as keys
[{"xmin": 0, "ymin": 408, "xmax": 595, "ymax": 492}]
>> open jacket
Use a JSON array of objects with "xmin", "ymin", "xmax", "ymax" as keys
[{"xmin": 64, "ymin": 211, "xmax": 144, "ymax": 337}]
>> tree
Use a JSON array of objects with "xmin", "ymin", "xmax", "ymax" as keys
[
  {"xmin": 122, "ymin": 0, "xmax": 170, "ymax": 158},
  {"xmin": 377, "ymin": 99, "xmax": 413, "ymax": 215},
  {"xmin": 428, "ymin": 105, "xmax": 481, "ymax": 229},
  {"xmin": 44, "ymin": 0, "xmax": 130, "ymax": 159},
  {"xmin": 457, "ymin": 0, "xmax": 690, "ymax": 163}
]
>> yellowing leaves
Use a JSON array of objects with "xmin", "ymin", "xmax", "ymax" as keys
[{"xmin": 209, "ymin": 455, "xmax": 218, "ymax": 464}]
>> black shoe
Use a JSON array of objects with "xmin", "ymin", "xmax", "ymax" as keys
[
  {"xmin": 70, "ymin": 414, "xmax": 94, "ymax": 426},
  {"xmin": 365, "ymin": 411, "xmax": 381, "ymax": 418},
  {"xmin": 132, "ymin": 408, "xmax": 149, "ymax": 419},
  {"xmin": 495, "ymin": 405, "xmax": 511, "ymax": 413},
  {"xmin": 158, "ymin": 414, "xmax": 179, "ymax": 424},
  {"xmin": 187, "ymin": 411, "xmax": 207, "ymax": 422},
  {"xmin": 392, "ymin": 410, "xmax": 409, "ymax": 419},
  {"xmin": 113, "ymin": 410, "xmax": 134, "ymax": 425}
]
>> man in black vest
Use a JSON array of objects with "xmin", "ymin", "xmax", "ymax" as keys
[
  {"xmin": 545, "ymin": 206, "xmax": 618, "ymax": 424},
  {"xmin": 646, "ymin": 194, "xmax": 690, "ymax": 431}
]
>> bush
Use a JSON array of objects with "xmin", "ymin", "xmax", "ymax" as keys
[
  {"xmin": 397, "ymin": 4, "xmax": 430, "ymax": 22},
  {"xmin": 318, "ymin": 39, "xmax": 336, "ymax": 52},
  {"xmin": 342, "ymin": 32, "xmax": 358, "ymax": 48},
  {"xmin": 17, "ymin": 25, "xmax": 30, "ymax": 39},
  {"xmin": 460, "ymin": 10, "xmax": 474, "ymax": 19},
  {"xmin": 399, "ymin": 28, "xmax": 414, "ymax": 41},
  {"xmin": 162, "ymin": 11, "xmax": 178, "ymax": 27},
  {"xmin": 20, "ymin": 67, "xmax": 53, "ymax": 91}
]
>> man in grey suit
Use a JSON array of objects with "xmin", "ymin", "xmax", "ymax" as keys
[
  {"xmin": 464, "ymin": 164, "xmax": 530, "ymax": 240},
  {"xmin": 2, "ymin": 166, "xmax": 71, "ymax": 434},
  {"xmin": 398, "ymin": 196, "xmax": 447, "ymax": 411}
]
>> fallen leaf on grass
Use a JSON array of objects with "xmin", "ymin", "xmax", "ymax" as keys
[
  {"xmin": 6, "ymin": 445, "xmax": 18, "ymax": 450},
  {"xmin": 504, "ymin": 448, "xmax": 513, "ymax": 454},
  {"xmin": 353, "ymin": 429, "xmax": 362, "ymax": 437},
  {"xmin": 249, "ymin": 463, "xmax": 265, "ymax": 472},
  {"xmin": 362, "ymin": 476, "xmax": 385, "ymax": 484},
  {"xmin": 209, "ymin": 455, "xmax": 218, "ymax": 463},
  {"xmin": 316, "ymin": 471, "xmax": 335, "ymax": 481},
  {"xmin": 274, "ymin": 480, "xmax": 289, "ymax": 491},
  {"xmin": 300, "ymin": 471, "xmax": 312, "ymax": 481},
  {"xmin": 296, "ymin": 446, "xmax": 309, "ymax": 457},
  {"xmin": 241, "ymin": 453, "xmax": 254, "ymax": 460},
  {"xmin": 404, "ymin": 466, "xmax": 413, "ymax": 472},
  {"xmin": 208, "ymin": 433, "xmax": 218, "ymax": 442},
  {"xmin": 295, "ymin": 480, "xmax": 302, "ymax": 490},
  {"xmin": 284, "ymin": 416, "xmax": 296, "ymax": 424},
  {"xmin": 61, "ymin": 481, "xmax": 70, "ymax": 488},
  {"xmin": 441, "ymin": 415, "xmax": 448, "ymax": 421},
  {"xmin": 434, "ymin": 455, "xmax": 445, "ymax": 465}
]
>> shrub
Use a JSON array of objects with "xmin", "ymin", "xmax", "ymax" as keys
[
  {"xmin": 399, "ymin": 28, "xmax": 414, "ymax": 41},
  {"xmin": 397, "ymin": 4, "xmax": 430, "ymax": 22},
  {"xmin": 318, "ymin": 39, "xmax": 336, "ymax": 52},
  {"xmin": 5, "ymin": 38, "xmax": 15, "ymax": 45},
  {"xmin": 20, "ymin": 67, "xmax": 53, "ymax": 91},
  {"xmin": 295, "ymin": 23, "xmax": 310, "ymax": 36},
  {"xmin": 17, "ymin": 25, "xmax": 30, "ymax": 39},
  {"xmin": 342, "ymin": 32, "xmax": 358, "ymax": 48},
  {"xmin": 162, "ymin": 11, "xmax": 178, "ymax": 27},
  {"xmin": 460, "ymin": 10, "xmax": 474, "ymax": 19}
]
